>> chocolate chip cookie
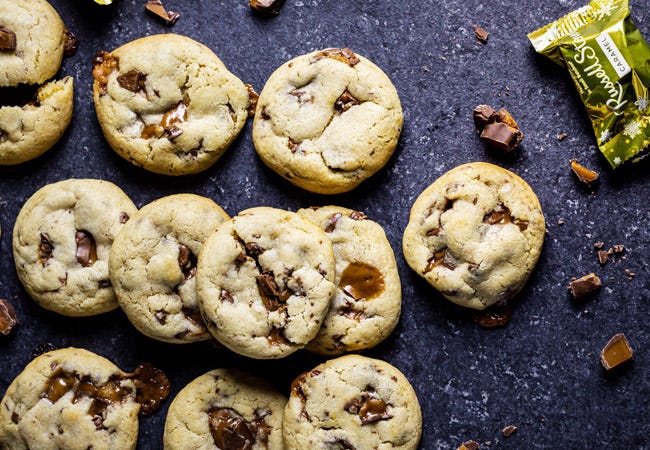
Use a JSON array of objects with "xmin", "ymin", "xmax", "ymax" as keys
[
  {"xmin": 283, "ymin": 355, "xmax": 422, "ymax": 449},
  {"xmin": 196, "ymin": 206, "xmax": 336, "ymax": 359},
  {"xmin": 12, "ymin": 179, "xmax": 137, "ymax": 316},
  {"xmin": 298, "ymin": 206, "xmax": 401, "ymax": 355},
  {"xmin": 92, "ymin": 34, "xmax": 250, "ymax": 175},
  {"xmin": 0, "ymin": 348, "xmax": 140, "ymax": 450},
  {"xmin": 109, "ymin": 194, "xmax": 229, "ymax": 343},
  {"xmin": 402, "ymin": 162, "xmax": 546, "ymax": 310},
  {"xmin": 163, "ymin": 369, "xmax": 286, "ymax": 449},
  {"xmin": 252, "ymin": 48, "xmax": 403, "ymax": 194}
]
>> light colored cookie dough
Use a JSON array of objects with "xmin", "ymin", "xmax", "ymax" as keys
[
  {"xmin": 12, "ymin": 179, "xmax": 137, "ymax": 316},
  {"xmin": 0, "ymin": 348, "xmax": 139, "ymax": 450},
  {"xmin": 402, "ymin": 162, "xmax": 546, "ymax": 310},
  {"xmin": 252, "ymin": 48, "xmax": 403, "ymax": 194},
  {"xmin": 196, "ymin": 206, "xmax": 336, "ymax": 359},
  {"xmin": 92, "ymin": 34, "xmax": 250, "ymax": 175},
  {"xmin": 163, "ymin": 369, "xmax": 286, "ymax": 450},
  {"xmin": 298, "ymin": 206, "xmax": 401, "ymax": 355},
  {"xmin": 0, "ymin": 77, "xmax": 74, "ymax": 165},
  {"xmin": 0, "ymin": 0, "xmax": 66, "ymax": 86},
  {"xmin": 283, "ymin": 355, "xmax": 422, "ymax": 449},
  {"xmin": 110, "ymin": 194, "xmax": 229, "ymax": 343}
]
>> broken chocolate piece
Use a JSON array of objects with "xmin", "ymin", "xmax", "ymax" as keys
[
  {"xmin": 339, "ymin": 262, "xmax": 385, "ymax": 300},
  {"xmin": 145, "ymin": 0, "xmax": 180, "ymax": 25},
  {"xmin": 31, "ymin": 343, "xmax": 57, "ymax": 359},
  {"xmin": 569, "ymin": 273, "xmax": 601, "ymax": 301},
  {"xmin": 473, "ymin": 104, "xmax": 496, "ymax": 130},
  {"xmin": 249, "ymin": 0, "xmax": 286, "ymax": 15},
  {"xmin": 256, "ymin": 272, "xmax": 290, "ymax": 311},
  {"xmin": 613, "ymin": 244, "xmax": 625, "ymax": 253},
  {"xmin": 220, "ymin": 289, "xmax": 234, "ymax": 303},
  {"xmin": 117, "ymin": 69, "xmax": 146, "ymax": 93},
  {"xmin": 424, "ymin": 248, "xmax": 456, "ymax": 273},
  {"xmin": 502, "ymin": 425, "xmax": 517, "ymax": 437},
  {"xmin": 600, "ymin": 333, "xmax": 633, "ymax": 371},
  {"xmin": 473, "ymin": 25, "xmax": 489, "ymax": 43},
  {"xmin": 75, "ymin": 231, "xmax": 98, "ymax": 267},
  {"xmin": 0, "ymin": 27, "xmax": 16, "ymax": 52},
  {"xmin": 39, "ymin": 233, "xmax": 54, "ymax": 265},
  {"xmin": 177, "ymin": 244, "xmax": 197, "ymax": 280},
  {"xmin": 245, "ymin": 83, "xmax": 259, "ymax": 117},
  {"xmin": 129, "ymin": 363, "xmax": 170, "ymax": 415},
  {"xmin": 141, "ymin": 101, "xmax": 188, "ymax": 139},
  {"xmin": 267, "ymin": 327, "xmax": 289, "ymax": 346},
  {"xmin": 597, "ymin": 250, "xmax": 609, "ymax": 265},
  {"xmin": 63, "ymin": 29, "xmax": 79, "ymax": 57},
  {"xmin": 481, "ymin": 122, "xmax": 521, "ymax": 152},
  {"xmin": 334, "ymin": 90, "xmax": 360, "ymax": 112},
  {"xmin": 0, "ymin": 299, "xmax": 18, "ymax": 336},
  {"xmin": 245, "ymin": 242, "xmax": 264, "ymax": 257},
  {"xmin": 209, "ymin": 408, "xmax": 255, "ymax": 450},
  {"xmin": 458, "ymin": 441, "xmax": 479, "ymax": 450},
  {"xmin": 570, "ymin": 159, "xmax": 599, "ymax": 186}
]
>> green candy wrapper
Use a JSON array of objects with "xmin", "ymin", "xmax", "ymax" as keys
[{"xmin": 528, "ymin": 0, "xmax": 650, "ymax": 168}]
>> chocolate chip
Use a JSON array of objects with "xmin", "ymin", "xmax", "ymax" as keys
[
  {"xmin": 472, "ymin": 302, "xmax": 512, "ymax": 328},
  {"xmin": 129, "ymin": 363, "xmax": 170, "ymax": 416},
  {"xmin": 220, "ymin": 289, "xmax": 234, "ymax": 303},
  {"xmin": 290, "ymin": 373, "xmax": 309, "ymax": 419},
  {"xmin": 329, "ymin": 439, "xmax": 356, "ymax": 450},
  {"xmin": 92, "ymin": 415, "xmax": 106, "ymax": 430},
  {"xmin": 119, "ymin": 212, "xmax": 130, "ymax": 223},
  {"xmin": 144, "ymin": 0, "xmax": 179, "ymax": 25},
  {"xmin": 613, "ymin": 244, "xmax": 625, "ymax": 253},
  {"xmin": 426, "ymin": 226, "xmax": 442, "ymax": 236},
  {"xmin": 31, "ymin": 343, "xmax": 57, "ymax": 359},
  {"xmin": 249, "ymin": 0, "xmax": 286, "ymax": 15},
  {"xmin": 209, "ymin": 408, "xmax": 255, "ymax": 450},
  {"xmin": 325, "ymin": 213, "xmax": 342, "ymax": 232},
  {"xmin": 10, "ymin": 412, "xmax": 19, "ymax": 424},
  {"xmin": 63, "ymin": 29, "xmax": 79, "ymax": 57},
  {"xmin": 256, "ymin": 272, "xmax": 290, "ymax": 311},
  {"xmin": 117, "ymin": 69, "xmax": 146, "ymax": 93},
  {"xmin": 75, "ymin": 231, "xmax": 98, "ymax": 267},
  {"xmin": 177, "ymin": 244, "xmax": 197, "ymax": 280},
  {"xmin": 473, "ymin": 25, "xmax": 489, "ymax": 43},
  {"xmin": 245, "ymin": 83, "xmax": 259, "ymax": 117},
  {"xmin": 502, "ymin": 425, "xmax": 517, "ymax": 437},
  {"xmin": 0, "ymin": 300, "xmax": 18, "ymax": 336},
  {"xmin": 569, "ymin": 273, "xmax": 601, "ymax": 301},
  {"xmin": 473, "ymin": 105, "xmax": 496, "ymax": 131},
  {"xmin": 459, "ymin": 440, "xmax": 480, "ymax": 450},
  {"xmin": 245, "ymin": 242, "xmax": 264, "ymax": 257},
  {"xmin": 594, "ymin": 241, "xmax": 605, "ymax": 249},
  {"xmin": 0, "ymin": 27, "xmax": 16, "ymax": 51},
  {"xmin": 334, "ymin": 90, "xmax": 360, "ymax": 112},
  {"xmin": 39, "ymin": 233, "xmax": 54, "ymax": 265},
  {"xmin": 349, "ymin": 210, "xmax": 367, "ymax": 221},
  {"xmin": 474, "ymin": 105, "xmax": 523, "ymax": 151},
  {"xmin": 154, "ymin": 311, "xmax": 167, "ymax": 324},
  {"xmin": 288, "ymin": 138, "xmax": 300, "ymax": 153}
]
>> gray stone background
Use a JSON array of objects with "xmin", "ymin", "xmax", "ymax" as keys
[{"xmin": 1, "ymin": 0, "xmax": 649, "ymax": 448}]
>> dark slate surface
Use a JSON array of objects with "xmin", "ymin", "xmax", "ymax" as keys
[{"xmin": 1, "ymin": 0, "xmax": 649, "ymax": 448}]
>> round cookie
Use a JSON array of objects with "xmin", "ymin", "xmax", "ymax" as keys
[
  {"xmin": 0, "ymin": 348, "xmax": 140, "ymax": 450},
  {"xmin": 298, "ymin": 206, "xmax": 401, "ymax": 355},
  {"xmin": 402, "ymin": 162, "xmax": 546, "ymax": 310},
  {"xmin": 0, "ymin": 0, "xmax": 66, "ymax": 86},
  {"xmin": 252, "ymin": 48, "xmax": 403, "ymax": 194},
  {"xmin": 110, "ymin": 194, "xmax": 229, "ymax": 343},
  {"xmin": 283, "ymin": 355, "xmax": 422, "ymax": 449},
  {"xmin": 163, "ymin": 369, "xmax": 286, "ymax": 449},
  {"xmin": 92, "ymin": 34, "xmax": 250, "ymax": 175},
  {"xmin": 196, "ymin": 206, "xmax": 336, "ymax": 359},
  {"xmin": 0, "ymin": 77, "xmax": 74, "ymax": 165},
  {"xmin": 12, "ymin": 179, "xmax": 138, "ymax": 317}
]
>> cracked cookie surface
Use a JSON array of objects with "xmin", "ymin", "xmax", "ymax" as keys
[
  {"xmin": 196, "ymin": 206, "xmax": 336, "ymax": 359},
  {"xmin": 110, "ymin": 194, "xmax": 229, "ymax": 343},
  {"xmin": 0, "ymin": 77, "xmax": 73, "ymax": 165},
  {"xmin": 402, "ymin": 162, "xmax": 546, "ymax": 310},
  {"xmin": 0, "ymin": 0, "xmax": 66, "ymax": 86},
  {"xmin": 252, "ymin": 48, "xmax": 403, "ymax": 194},
  {"xmin": 283, "ymin": 355, "xmax": 422, "ymax": 449},
  {"xmin": 12, "ymin": 179, "xmax": 137, "ymax": 316},
  {"xmin": 298, "ymin": 206, "xmax": 401, "ymax": 356},
  {"xmin": 163, "ymin": 369, "xmax": 286, "ymax": 450},
  {"xmin": 0, "ymin": 348, "xmax": 139, "ymax": 450},
  {"xmin": 92, "ymin": 34, "xmax": 250, "ymax": 175}
]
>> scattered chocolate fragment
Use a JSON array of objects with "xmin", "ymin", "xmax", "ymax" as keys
[
  {"xmin": 569, "ymin": 273, "xmax": 601, "ymax": 301},
  {"xmin": 117, "ymin": 69, "xmax": 146, "ymax": 93},
  {"xmin": 250, "ymin": 0, "xmax": 286, "ymax": 16},
  {"xmin": 145, "ymin": 0, "xmax": 180, "ymax": 25},
  {"xmin": 557, "ymin": 132, "xmax": 568, "ymax": 141},
  {"xmin": 594, "ymin": 241, "xmax": 604, "ymax": 249},
  {"xmin": 75, "ymin": 231, "xmax": 98, "ymax": 267},
  {"xmin": 473, "ymin": 105, "xmax": 523, "ymax": 152},
  {"xmin": 570, "ymin": 159, "xmax": 599, "ymax": 186},
  {"xmin": 129, "ymin": 363, "xmax": 171, "ymax": 415},
  {"xmin": 502, "ymin": 425, "xmax": 517, "ymax": 437},
  {"xmin": 0, "ymin": 27, "xmax": 16, "ymax": 52},
  {"xmin": 63, "ymin": 29, "xmax": 80, "ymax": 57},
  {"xmin": 473, "ymin": 301, "xmax": 511, "ymax": 328},
  {"xmin": 0, "ymin": 299, "xmax": 18, "ymax": 336},
  {"xmin": 245, "ymin": 83, "xmax": 259, "ymax": 117},
  {"xmin": 473, "ymin": 104, "xmax": 496, "ymax": 129},
  {"xmin": 597, "ymin": 250, "xmax": 609, "ymax": 266},
  {"xmin": 31, "ymin": 343, "xmax": 58, "ymax": 359},
  {"xmin": 613, "ymin": 245, "xmax": 625, "ymax": 253},
  {"xmin": 458, "ymin": 441, "xmax": 479, "ymax": 450},
  {"xmin": 334, "ymin": 90, "xmax": 360, "ymax": 112},
  {"xmin": 177, "ymin": 244, "xmax": 197, "ymax": 280},
  {"xmin": 624, "ymin": 269, "xmax": 635, "ymax": 280},
  {"xmin": 600, "ymin": 333, "xmax": 633, "ymax": 371},
  {"xmin": 473, "ymin": 25, "xmax": 489, "ymax": 43}
]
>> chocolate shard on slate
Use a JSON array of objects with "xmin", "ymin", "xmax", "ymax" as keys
[
  {"xmin": 145, "ymin": 0, "xmax": 179, "ymax": 25},
  {"xmin": 597, "ymin": 250, "xmax": 609, "ymax": 265},
  {"xmin": 600, "ymin": 333, "xmax": 633, "ymax": 371},
  {"xmin": 250, "ymin": 0, "xmax": 286, "ymax": 16},
  {"xmin": 569, "ymin": 273, "xmax": 601, "ymax": 301},
  {"xmin": 0, "ymin": 27, "xmax": 16, "ymax": 51},
  {"xmin": 473, "ymin": 25, "xmax": 489, "ymax": 43}
]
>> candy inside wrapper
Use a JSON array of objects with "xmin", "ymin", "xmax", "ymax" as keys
[{"xmin": 528, "ymin": 0, "xmax": 649, "ymax": 168}]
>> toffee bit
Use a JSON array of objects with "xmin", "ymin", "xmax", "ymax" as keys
[
  {"xmin": 570, "ymin": 158, "xmax": 599, "ymax": 186},
  {"xmin": 458, "ymin": 441, "xmax": 479, "ymax": 450},
  {"xmin": 0, "ymin": 27, "xmax": 16, "ymax": 52},
  {"xmin": 600, "ymin": 333, "xmax": 633, "ymax": 370}
]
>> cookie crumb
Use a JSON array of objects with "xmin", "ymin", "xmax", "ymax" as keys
[
  {"xmin": 570, "ymin": 158, "xmax": 599, "ymax": 186},
  {"xmin": 569, "ymin": 273, "xmax": 601, "ymax": 301},
  {"xmin": 0, "ymin": 299, "xmax": 18, "ymax": 336},
  {"xmin": 597, "ymin": 250, "xmax": 609, "ymax": 265}
]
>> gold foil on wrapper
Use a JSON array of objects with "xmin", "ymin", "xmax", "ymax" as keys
[{"xmin": 528, "ymin": 0, "xmax": 650, "ymax": 168}]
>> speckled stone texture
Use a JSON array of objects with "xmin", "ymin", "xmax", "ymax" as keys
[{"xmin": 0, "ymin": 1, "xmax": 648, "ymax": 448}]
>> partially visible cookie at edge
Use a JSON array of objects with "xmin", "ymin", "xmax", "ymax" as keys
[
  {"xmin": 252, "ymin": 48, "xmax": 403, "ymax": 194},
  {"xmin": 283, "ymin": 354, "xmax": 422, "ymax": 449},
  {"xmin": 298, "ymin": 206, "xmax": 401, "ymax": 355},
  {"xmin": 163, "ymin": 368, "xmax": 286, "ymax": 449},
  {"xmin": 110, "ymin": 194, "xmax": 229, "ymax": 343},
  {"xmin": 0, "ymin": 348, "xmax": 140, "ymax": 450},
  {"xmin": 12, "ymin": 179, "xmax": 138, "ymax": 316},
  {"xmin": 92, "ymin": 34, "xmax": 250, "ymax": 175},
  {"xmin": 402, "ymin": 162, "xmax": 545, "ymax": 310}
]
